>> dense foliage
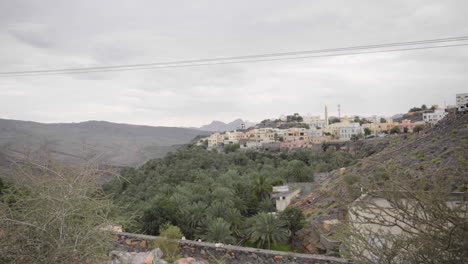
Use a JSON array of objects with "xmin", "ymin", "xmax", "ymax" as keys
[{"xmin": 104, "ymin": 146, "xmax": 357, "ymax": 247}]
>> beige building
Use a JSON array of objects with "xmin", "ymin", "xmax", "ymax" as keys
[
  {"xmin": 378, "ymin": 119, "xmax": 399, "ymax": 132},
  {"xmin": 223, "ymin": 131, "xmax": 243, "ymax": 144},
  {"xmin": 207, "ymin": 133, "xmax": 224, "ymax": 148},
  {"xmin": 254, "ymin": 128, "xmax": 277, "ymax": 143},
  {"xmin": 284, "ymin": 128, "xmax": 309, "ymax": 142},
  {"xmin": 362, "ymin": 123, "xmax": 381, "ymax": 135}
]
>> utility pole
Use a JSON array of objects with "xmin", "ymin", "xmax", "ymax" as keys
[{"xmin": 325, "ymin": 105, "xmax": 329, "ymax": 126}]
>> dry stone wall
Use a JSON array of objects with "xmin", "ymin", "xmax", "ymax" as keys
[{"xmin": 113, "ymin": 232, "xmax": 352, "ymax": 264}]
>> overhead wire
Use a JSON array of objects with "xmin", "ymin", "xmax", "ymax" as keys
[{"xmin": 1, "ymin": 36, "xmax": 468, "ymax": 77}]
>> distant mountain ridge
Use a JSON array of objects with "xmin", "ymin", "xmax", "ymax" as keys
[
  {"xmin": 199, "ymin": 119, "xmax": 256, "ymax": 132},
  {"xmin": 0, "ymin": 119, "xmax": 209, "ymax": 167}
]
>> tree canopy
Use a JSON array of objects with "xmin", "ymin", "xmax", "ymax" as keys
[{"xmin": 104, "ymin": 145, "xmax": 358, "ymax": 246}]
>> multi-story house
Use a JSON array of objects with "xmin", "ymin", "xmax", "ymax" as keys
[
  {"xmin": 223, "ymin": 130, "xmax": 243, "ymax": 144},
  {"xmin": 284, "ymin": 128, "xmax": 309, "ymax": 142},
  {"xmin": 423, "ymin": 109, "xmax": 447, "ymax": 124},
  {"xmin": 239, "ymin": 138, "xmax": 262, "ymax": 150},
  {"xmin": 207, "ymin": 133, "xmax": 224, "ymax": 148},
  {"xmin": 362, "ymin": 122, "xmax": 381, "ymax": 135},
  {"xmin": 456, "ymin": 93, "xmax": 468, "ymax": 112},
  {"xmin": 323, "ymin": 119, "xmax": 362, "ymax": 140},
  {"xmin": 255, "ymin": 128, "xmax": 277, "ymax": 143},
  {"xmin": 240, "ymin": 129, "xmax": 256, "ymax": 139},
  {"xmin": 339, "ymin": 123, "xmax": 364, "ymax": 140}
]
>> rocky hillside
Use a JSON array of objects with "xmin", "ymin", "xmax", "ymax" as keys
[
  {"xmin": 292, "ymin": 113, "xmax": 468, "ymax": 255},
  {"xmin": 0, "ymin": 119, "xmax": 209, "ymax": 167}
]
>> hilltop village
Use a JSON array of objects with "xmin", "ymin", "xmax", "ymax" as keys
[{"xmin": 197, "ymin": 96, "xmax": 465, "ymax": 151}]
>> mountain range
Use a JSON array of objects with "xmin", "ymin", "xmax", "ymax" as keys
[
  {"xmin": 0, "ymin": 119, "xmax": 209, "ymax": 167},
  {"xmin": 199, "ymin": 119, "xmax": 256, "ymax": 132}
]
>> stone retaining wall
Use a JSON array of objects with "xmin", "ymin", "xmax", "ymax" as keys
[{"xmin": 113, "ymin": 232, "xmax": 352, "ymax": 264}]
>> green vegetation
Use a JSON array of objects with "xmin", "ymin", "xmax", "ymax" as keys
[
  {"xmin": 279, "ymin": 206, "xmax": 306, "ymax": 235},
  {"xmin": 286, "ymin": 114, "xmax": 303, "ymax": 122},
  {"xmin": 203, "ymin": 218, "xmax": 235, "ymax": 244},
  {"xmin": 224, "ymin": 143, "xmax": 240, "ymax": 153},
  {"xmin": 409, "ymin": 104, "xmax": 428, "ymax": 112},
  {"xmin": 329, "ymin": 118, "xmax": 340, "ymax": 124},
  {"xmin": 390, "ymin": 126, "xmax": 400, "ymax": 134},
  {"xmin": 354, "ymin": 116, "xmax": 372, "ymax": 125},
  {"xmin": 247, "ymin": 212, "xmax": 290, "ymax": 249},
  {"xmin": 413, "ymin": 125, "xmax": 424, "ymax": 133},
  {"xmin": 104, "ymin": 146, "xmax": 357, "ymax": 246},
  {"xmin": 364, "ymin": 127, "xmax": 371, "ymax": 136},
  {"xmin": 154, "ymin": 224, "xmax": 183, "ymax": 261}
]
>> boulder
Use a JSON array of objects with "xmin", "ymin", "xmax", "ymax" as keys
[{"xmin": 109, "ymin": 248, "xmax": 167, "ymax": 264}]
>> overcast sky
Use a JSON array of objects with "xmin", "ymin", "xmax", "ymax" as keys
[{"xmin": 0, "ymin": 0, "xmax": 467, "ymax": 127}]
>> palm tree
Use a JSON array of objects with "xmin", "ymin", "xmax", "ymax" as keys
[
  {"xmin": 247, "ymin": 212, "xmax": 290, "ymax": 249},
  {"xmin": 179, "ymin": 201, "xmax": 207, "ymax": 237},
  {"xmin": 252, "ymin": 174, "xmax": 272, "ymax": 200},
  {"xmin": 202, "ymin": 218, "xmax": 235, "ymax": 244}
]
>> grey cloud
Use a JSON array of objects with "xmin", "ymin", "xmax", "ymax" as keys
[{"xmin": 0, "ymin": 0, "xmax": 467, "ymax": 127}]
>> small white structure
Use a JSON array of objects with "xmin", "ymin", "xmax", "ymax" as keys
[
  {"xmin": 271, "ymin": 186, "xmax": 301, "ymax": 212},
  {"xmin": 273, "ymin": 186, "xmax": 290, "ymax": 193}
]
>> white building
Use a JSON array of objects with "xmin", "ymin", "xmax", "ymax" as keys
[
  {"xmin": 423, "ymin": 109, "xmax": 447, "ymax": 124},
  {"xmin": 308, "ymin": 128, "xmax": 323, "ymax": 138},
  {"xmin": 339, "ymin": 123, "xmax": 364, "ymax": 140}
]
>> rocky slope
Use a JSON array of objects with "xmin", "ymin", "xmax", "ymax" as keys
[{"xmin": 291, "ymin": 113, "xmax": 468, "ymax": 255}]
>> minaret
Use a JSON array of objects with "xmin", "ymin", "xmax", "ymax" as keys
[
  {"xmin": 338, "ymin": 104, "xmax": 341, "ymax": 119},
  {"xmin": 325, "ymin": 105, "xmax": 329, "ymax": 127}
]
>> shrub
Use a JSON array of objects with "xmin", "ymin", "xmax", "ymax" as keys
[
  {"xmin": 154, "ymin": 224, "xmax": 183, "ymax": 260},
  {"xmin": 390, "ymin": 126, "xmax": 400, "ymax": 134},
  {"xmin": 0, "ymin": 158, "xmax": 114, "ymax": 264}
]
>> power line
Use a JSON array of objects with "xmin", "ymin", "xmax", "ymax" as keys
[
  {"xmin": 5, "ymin": 43, "xmax": 468, "ymax": 77},
  {"xmin": 1, "ymin": 36, "xmax": 468, "ymax": 76},
  {"xmin": 3, "ymin": 36, "xmax": 468, "ymax": 74}
]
